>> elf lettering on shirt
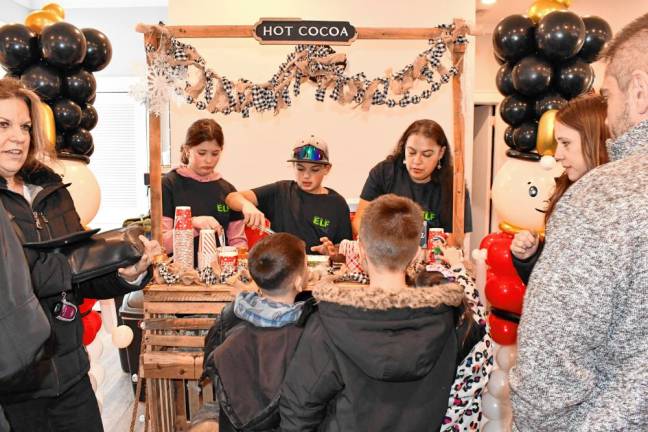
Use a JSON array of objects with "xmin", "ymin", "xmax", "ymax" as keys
[
  {"xmin": 312, "ymin": 216, "xmax": 331, "ymax": 229},
  {"xmin": 423, "ymin": 211, "xmax": 436, "ymax": 222},
  {"xmin": 215, "ymin": 203, "xmax": 230, "ymax": 213}
]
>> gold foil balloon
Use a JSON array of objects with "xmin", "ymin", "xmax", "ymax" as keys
[
  {"xmin": 39, "ymin": 102, "xmax": 56, "ymax": 152},
  {"xmin": 42, "ymin": 3, "xmax": 66, "ymax": 19},
  {"xmin": 24, "ymin": 10, "xmax": 61, "ymax": 34},
  {"xmin": 554, "ymin": 0, "xmax": 572, "ymax": 6},
  {"xmin": 537, "ymin": 109, "xmax": 558, "ymax": 156},
  {"xmin": 527, "ymin": 0, "xmax": 567, "ymax": 23}
]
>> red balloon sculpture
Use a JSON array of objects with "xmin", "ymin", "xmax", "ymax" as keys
[
  {"xmin": 483, "ymin": 233, "xmax": 526, "ymax": 345},
  {"xmin": 79, "ymin": 298, "xmax": 102, "ymax": 346}
]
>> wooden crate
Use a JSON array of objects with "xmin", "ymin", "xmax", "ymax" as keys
[{"xmin": 140, "ymin": 283, "xmax": 234, "ymax": 432}]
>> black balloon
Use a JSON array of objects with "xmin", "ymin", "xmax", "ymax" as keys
[
  {"xmin": 82, "ymin": 28, "xmax": 112, "ymax": 72},
  {"xmin": 513, "ymin": 122, "xmax": 538, "ymax": 152},
  {"xmin": 40, "ymin": 22, "xmax": 87, "ymax": 69},
  {"xmin": 494, "ymin": 51, "xmax": 506, "ymax": 65},
  {"xmin": 55, "ymin": 133, "xmax": 67, "ymax": 152},
  {"xmin": 65, "ymin": 128, "xmax": 93, "ymax": 155},
  {"xmin": 537, "ymin": 11, "xmax": 586, "ymax": 60},
  {"xmin": 79, "ymin": 104, "xmax": 98, "ymax": 130},
  {"xmin": 504, "ymin": 126, "xmax": 515, "ymax": 149},
  {"xmin": 0, "ymin": 24, "xmax": 38, "ymax": 72},
  {"xmin": 500, "ymin": 94, "xmax": 532, "ymax": 127},
  {"xmin": 535, "ymin": 92, "xmax": 568, "ymax": 118},
  {"xmin": 493, "ymin": 15, "xmax": 536, "ymax": 62},
  {"xmin": 506, "ymin": 148, "xmax": 541, "ymax": 162},
  {"xmin": 84, "ymin": 144, "xmax": 95, "ymax": 157},
  {"xmin": 53, "ymin": 99, "xmax": 82, "ymax": 131},
  {"xmin": 579, "ymin": 16, "xmax": 612, "ymax": 63},
  {"xmin": 512, "ymin": 55, "xmax": 553, "ymax": 96},
  {"xmin": 20, "ymin": 63, "xmax": 61, "ymax": 101},
  {"xmin": 496, "ymin": 63, "xmax": 515, "ymax": 96},
  {"xmin": 557, "ymin": 58, "xmax": 594, "ymax": 99},
  {"xmin": 64, "ymin": 69, "xmax": 96, "ymax": 105},
  {"xmin": 87, "ymin": 93, "xmax": 96, "ymax": 104}
]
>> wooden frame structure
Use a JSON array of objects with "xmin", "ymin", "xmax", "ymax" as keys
[
  {"xmin": 135, "ymin": 20, "xmax": 470, "ymax": 430},
  {"xmin": 138, "ymin": 20, "xmax": 469, "ymax": 247}
]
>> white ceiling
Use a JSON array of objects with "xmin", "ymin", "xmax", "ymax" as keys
[{"xmin": 11, "ymin": 0, "xmax": 166, "ymax": 8}]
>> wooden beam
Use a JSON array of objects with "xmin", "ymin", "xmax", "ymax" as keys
[
  {"xmin": 138, "ymin": 24, "xmax": 453, "ymax": 40},
  {"xmin": 451, "ymin": 43, "xmax": 466, "ymax": 245}
]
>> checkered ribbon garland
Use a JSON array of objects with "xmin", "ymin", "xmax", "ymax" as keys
[{"xmin": 140, "ymin": 22, "xmax": 468, "ymax": 117}]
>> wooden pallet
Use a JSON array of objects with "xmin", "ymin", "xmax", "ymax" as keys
[{"xmin": 140, "ymin": 283, "xmax": 234, "ymax": 432}]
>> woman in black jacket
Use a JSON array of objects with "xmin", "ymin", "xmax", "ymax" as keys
[{"xmin": 0, "ymin": 77, "xmax": 160, "ymax": 431}]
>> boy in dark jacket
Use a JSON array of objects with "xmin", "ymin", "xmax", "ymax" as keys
[
  {"xmin": 280, "ymin": 194, "xmax": 465, "ymax": 432},
  {"xmin": 197, "ymin": 233, "xmax": 315, "ymax": 432}
]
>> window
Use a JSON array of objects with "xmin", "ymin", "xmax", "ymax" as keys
[{"xmin": 88, "ymin": 78, "xmax": 149, "ymax": 230}]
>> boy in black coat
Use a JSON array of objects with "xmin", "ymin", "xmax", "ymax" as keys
[
  {"xmin": 280, "ymin": 194, "xmax": 465, "ymax": 432},
  {"xmin": 195, "ymin": 233, "xmax": 315, "ymax": 432}
]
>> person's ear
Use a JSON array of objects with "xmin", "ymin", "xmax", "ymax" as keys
[
  {"xmin": 293, "ymin": 273, "xmax": 304, "ymax": 292},
  {"xmin": 438, "ymin": 146, "xmax": 446, "ymax": 161},
  {"xmin": 630, "ymin": 70, "xmax": 648, "ymax": 116},
  {"xmin": 323, "ymin": 164, "xmax": 332, "ymax": 175}
]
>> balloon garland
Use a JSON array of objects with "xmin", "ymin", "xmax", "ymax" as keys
[{"xmin": 493, "ymin": 0, "xmax": 612, "ymax": 161}]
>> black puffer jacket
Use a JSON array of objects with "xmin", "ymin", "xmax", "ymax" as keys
[
  {"xmin": 280, "ymin": 282, "xmax": 465, "ymax": 432},
  {"xmin": 0, "ymin": 162, "xmax": 151, "ymax": 403}
]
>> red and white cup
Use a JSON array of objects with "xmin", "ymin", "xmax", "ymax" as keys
[{"xmin": 217, "ymin": 246, "xmax": 238, "ymax": 273}]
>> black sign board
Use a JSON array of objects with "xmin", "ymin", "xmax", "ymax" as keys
[{"xmin": 254, "ymin": 19, "xmax": 357, "ymax": 45}]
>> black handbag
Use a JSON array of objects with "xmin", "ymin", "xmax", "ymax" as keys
[
  {"xmin": 0, "ymin": 200, "xmax": 51, "ymax": 382},
  {"xmin": 24, "ymin": 226, "xmax": 145, "ymax": 283}
]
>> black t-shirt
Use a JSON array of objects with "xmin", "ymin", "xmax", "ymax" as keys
[
  {"xmin": 360, "ymin": 160, "xmax": 472, "ymax": 233},
  {"xmin": 162, "ymin": 170, "xmax": 244, "ymax": 252},
  {"xmin": 252, "ymin": 180, "xmax": 353, "ymax": 253}
]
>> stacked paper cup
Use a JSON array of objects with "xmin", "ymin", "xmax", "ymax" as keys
[
  {"xmin": 198, "ymin": 229, "xmax": 218, "ymax": 270},
  {"xmin": 173, "ymin": 206, "xmax": 194, "ymax": 270}
]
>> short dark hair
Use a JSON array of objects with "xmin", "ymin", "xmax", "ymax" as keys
[
  {"xmin": 602, "ymin": 12, "xmax": 648, "ymax": 91},
  {"xmin": 181, "ymin": 118, "xmax": 224, "ymax": 164},
  {"xmin": 248, "ymin": 233, "xmax": 306, "ymax": 291},
  {"xmin": 359, "ymin": 194, "xmax": 423, "ymax": 271}
]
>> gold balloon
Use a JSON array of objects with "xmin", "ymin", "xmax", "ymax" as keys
[
  {"xmin": 527, "ymin": 0, "xmax": 567, "ymax": 23},
  {"xmin": 39, "ymin": 102, "xmax": 56, "ymax": 153},
  {"xmin": 42, "ymin": 3, "xmax": 65, "ymax": 19},
  {"xmin": 537, "ymin": 109, "xmax": 558, "ymax": 156},
  {"xmin": 24, "ymin": 10, "xmax": 62, "ymax": 34},
  {"xmin": 499, "ymin": 221, "xmax": 545, "ymax": 239},
  {"xmin": 554, "ymin": 0, "xmax": 572, "ymax": 6}
]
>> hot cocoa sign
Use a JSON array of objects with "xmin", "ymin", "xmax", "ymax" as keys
[{"xmin": 254, "ymin": 19, "xmax": 357, "ymax": 45}]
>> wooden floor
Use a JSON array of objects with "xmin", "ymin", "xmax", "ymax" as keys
[{"xmin": 97, "ymin": 329, "xmax": 146, "ymax": 432}]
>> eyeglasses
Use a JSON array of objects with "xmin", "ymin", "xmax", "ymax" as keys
[{"xmin": 292, "ymin": 145, "xmax": 328, "ymax": 163}]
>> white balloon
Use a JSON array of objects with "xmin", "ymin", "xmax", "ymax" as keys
[
  {"xmin": 88, "ymin": 372, "xmax": 98, "ymax": 392},
  {"xmin": 46, "ymin": 157, "xmax": 101, "ymax": 225},
  {"xmin": 86, "ymin": 338, "xmax": 104, "ymax": 362},
  {"xmin": 488, "ymin": 369, "xmax": 510, "ymax": 399},
  {"xmin": 482, "ymin": 392, "xmax": 512, "ymax": 421},
  {"xmin": 496, "ymin": 345, "xmax": 518, "ymax": 371},
  {"xmin": 112, "ymin": 325, "xmax": 134, "ymax": 348},
  {"xmin": 89, "ymin": 364, "xmax": 105, "ymax": 387},
  {"xmin": 483, "ymin": 418, "xmax": 512, "ymax": 432}
]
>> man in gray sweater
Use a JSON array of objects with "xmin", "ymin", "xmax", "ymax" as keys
[{"xmin": 510, "ymin": 13, "xmax": 648, "ymax": 432}]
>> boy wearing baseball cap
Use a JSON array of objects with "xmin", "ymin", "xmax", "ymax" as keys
[{"xmin": 226, "ymin": 134, "xmax": 352, "ymax": 255}]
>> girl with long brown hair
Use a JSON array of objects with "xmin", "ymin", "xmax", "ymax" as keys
[{"xmin": 511, "ymin": 94, "xmax": 610, "ymax": 283}]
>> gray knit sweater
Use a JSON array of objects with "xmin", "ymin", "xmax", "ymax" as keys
[{"xmin": 510, "ymin": 120, "xmax": 648, "ymax": 432}]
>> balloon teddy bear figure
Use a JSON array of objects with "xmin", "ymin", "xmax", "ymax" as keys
[{"xmin": 482, "ymin": 158, "xmax": 563, "ymax": 344}]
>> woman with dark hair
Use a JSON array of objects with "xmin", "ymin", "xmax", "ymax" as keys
[
  {"xmin": 0, "ymin": 77, "xmax": 158, "ymax": 431},
  {"xmin": 511, "ymin": 94, "xmax": 610, "ymax": 283},
  {"xmin": 353, "ymin": 119, "xmax": 472, "ymax": 245},
  {"xmin": 162, "ymin": 118, "xmax": 247, "ymax": 256}
]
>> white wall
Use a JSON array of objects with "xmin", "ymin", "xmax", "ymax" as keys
[
  {"xmin": 168, "ymin": 0, "xmax": 476, "ymax": 200},
  {"xmin": 0, "ymin": 0, "xmax": 29, "ymax": 24}
]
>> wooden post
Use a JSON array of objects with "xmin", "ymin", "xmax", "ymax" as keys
[
  {"xmin": 149, "ymin": 114, "xmax": 162, "ymax": 244},
  {"xmin": 452, "ymin": 42, "xmax": 466, "ymax": 245}
]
